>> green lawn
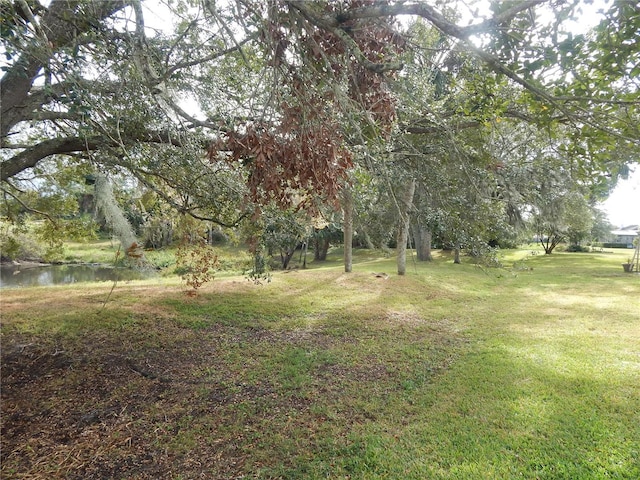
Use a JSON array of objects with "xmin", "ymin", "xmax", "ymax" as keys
[{"xmin": 1, "ymin": 247, "xmax": 638, "ymax": 478}]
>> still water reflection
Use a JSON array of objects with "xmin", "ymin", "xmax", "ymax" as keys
[{"xmin": 0, "ymin": 264, "xmax": 155, "ymax": 288}]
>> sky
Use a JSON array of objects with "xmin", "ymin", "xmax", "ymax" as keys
[{"xmin": 600, "ymin": 166, "xmax": 640, "ymax": 228}]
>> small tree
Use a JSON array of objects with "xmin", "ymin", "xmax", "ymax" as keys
[
  {"xmin": 261, "ymin": 206, "xmax": 310, "ymax": 270},
  {"xmin": 590, "ymin": 208, "xmax": 614, "ymax": 244},
  {"xmin": 564, "ymin": 193, "xmax": 594, "ymax": 247},
  {"xmin": 312, "ymin": 225, "xmax": 342, "ymax": 262},
  {"xmin": 532, "ymin": 212, "xmax": 566, "ymax": 255},
  {"xmin": 531, "ymin": 191, "xmax": 593, "ymax": 254}
]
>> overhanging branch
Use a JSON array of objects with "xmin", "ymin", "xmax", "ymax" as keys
[
  {"xmin": 1, "ymin": 137, "xmax": 104, "ymax": 181},
  {"xmin": 1, "ymin": 0, "xmax": 132, "ymax": 138},
  {"xmin": 129, "ymin": 168, "xmax": 249, "ymax": 228},
  {"xmin": 1, "ymin": 129, "xmax": 197, "ymax": 181}
]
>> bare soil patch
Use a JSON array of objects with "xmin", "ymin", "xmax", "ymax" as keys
[{"xmin": 1, "ymin": 310, "xmax": 461, "ymax": 479}]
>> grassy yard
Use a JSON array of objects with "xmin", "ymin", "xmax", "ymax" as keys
[{"xmin": 1, "ymin": 247, "xmax": 639, "ymax": 479}]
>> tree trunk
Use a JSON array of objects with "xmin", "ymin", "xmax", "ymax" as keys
[
  {"xmin": 281, "ymin": 248, "xmax": 295, "ymax": 269},
  {"xmin": 413, "ymin": 223, "xmax": 433, "ymax": 261},
  {"xmin": 397, "ymin": 178, "xmax": 416, "ymax": 276},
  {"xmin": 362, "ymin": 230, "xmax": 376, "ymax": 250},
  {"xmin": 313, "ymin": 236, "xmax": 331, "ymax": 261},
  {"xmin": 411, "ymin": 182, "xmax": 432, "ymax": 261},
  {"xmin": 540, "ymin": 233, "xmax": 562, "ymax": 254},
  {"xmin": 342, "ymin": 187, "xmax": 354, "ymax": 273},
  {"xmin": 301, "ymin": 241, "xmax": 308, "ymax": 268},
  {"xmin": 78, "ymin": 194, "xmax": 95, "ymax": 215},
  {"xmin": 453, "ymin": 246, "xmax": 461, "ymax": 264}
]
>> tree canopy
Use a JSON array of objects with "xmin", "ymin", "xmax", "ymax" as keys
[{"xmin": 1, "ymin": 0, "xmax": 638, "ymax": 260}]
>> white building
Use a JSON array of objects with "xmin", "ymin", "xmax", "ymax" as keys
[{"xmin": 611, "ymin": 225, "xmax": 639, "ymax": 248}]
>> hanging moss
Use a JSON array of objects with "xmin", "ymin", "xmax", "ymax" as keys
[{"xmin": 94, "ymin": 174, "xmax": 142, "ymax": 264}]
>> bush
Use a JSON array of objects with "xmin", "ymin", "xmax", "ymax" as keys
[
  {"xmin": 600, "ymin": 242, "xmax": 634, "ymax": 249},
  {"xmin": 145, "ymin": 249, "xmax": 176, "ymax": 270},
  {"xmin": 565, "ymin": 244, "xmax": 590, "ymax": 252},
  {"xmin": 143, "ymin": 217, "xmax": 174, "ymax": 249},
  {"xmin": 175, "ymin": 240, "xmax": 219, "ymax": 294},
  {"xmin": 1, "ymin": 217, "xmax": 98, "ymax": 262},
  {"xmin": 0, "ymin": 224, "xmax": 45, "ymax": 261}
]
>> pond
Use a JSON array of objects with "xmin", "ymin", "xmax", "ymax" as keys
[{"xmin": 0, "ymin": 264, "xmax": 157, "ymax": 289}]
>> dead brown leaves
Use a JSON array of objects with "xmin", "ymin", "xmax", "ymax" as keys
[{"xmin": 208, "ymin": 0, "xmax": 405, "ymax": 213}]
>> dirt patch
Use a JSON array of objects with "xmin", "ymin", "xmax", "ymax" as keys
[
  {"xmin": 1, "ymin": 330, "xmax": 256, "ymax": 478},
  {"xmin": 1, "ymin": 315, "xmax": 464, "ymax": 478}
]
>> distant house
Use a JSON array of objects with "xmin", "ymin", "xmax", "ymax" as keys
[{"xmin": 611, "ymin": 225, "xmax": 639, "ymax": 248}]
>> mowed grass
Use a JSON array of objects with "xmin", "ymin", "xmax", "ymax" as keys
[{"xmin": 1, "ymin": 248, "xmax": 638, "ymax": 479}]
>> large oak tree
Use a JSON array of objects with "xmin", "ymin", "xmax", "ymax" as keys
[{"xmin": 1, "ymin": 0, "xmax": 638, "ymax": 255}]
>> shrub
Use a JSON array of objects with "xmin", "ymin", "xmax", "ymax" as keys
[
  {"xmin": 600, "ymin": 243, "xmax": 634, "ymax": 249},
  {"xmin": 0, "ymin": 222, "xmax": 44, "ymax": 261},
  {"xmin": 565, "ymin": 244, "xmax": 590, "ymax": 252}
]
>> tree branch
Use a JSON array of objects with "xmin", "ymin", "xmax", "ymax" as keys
[
  {"xmin": 164, "ymin": 33, "xmax": 259, "ymax": 78},
  {"xmin": 310, "ymin": 0, "xmax": 545, "ymax": 37},
  {"xmin": 1, "ymin": 137, "xmax": 104, "ymax": 181},
  {"xmin": 286, "ymin": 1, "xmax": 638, "ymax": 144},
  {"xmin": 1, "ymin": 184, "xmax": 57, "ymax": 222},
  {"xmin": 462, "ymin": 1, "xmax": 547, "ymax": 35},
  {"xmin": 0, "ymin": 129, "xmax": 196, "ymax": 181},
  {"xmin": 129, "ymin": 168, "xmax": 249, "ymax": 228},
  {"xmin": 1, "ymin": 0, "xmax": 132, "ymax": 138}
]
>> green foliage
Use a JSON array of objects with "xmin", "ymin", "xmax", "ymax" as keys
[
  {"xmin": 564, "ymin": 244, "xmax": 590, "ymax": 253},
  {"xmin": 597, "ymin": 243, "xmax": 637, "ymax": 249},
  {"xmin": 259, "ymin": 205, "xmax": 311, "ymax": 270},
  {"xmin": 244, "ymin": 240, "xmax": 272, "ymax": 285},
  {"xmin": 2, "ymin": 0, "xmax": 639, "ymax": 276},
  {"xmin": 312, "ymin": 224, "xmax": 342, "ymax": 261},
  {"xmin": 563, "ymin": 192, "xmax": 594, "ymax": 246},
  {"xmin": 531, "ymin": 187, "xmax": 596, "ymax": 254},
  {"xmin": 0, "ymin": 221, "xmax": 41, "ymax": 261},
  {"xmin": 351, "ymin": 167, "xmax": 397, "ymax": 249},
  {"xmin": 590, "ymin": 208, "xmax": 614, "ymax": 244},
  {"xmin": 36, "ymin": 217, "xmax": 98, "ymax": 261},
  {"xmin": 0, "ymin": 217, "xmax": 98, "ymax": 262}
]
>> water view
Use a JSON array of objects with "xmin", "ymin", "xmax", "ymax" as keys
[{"xmin": 0, "ymin": 264, "xmax": 155, "ymax": 289}]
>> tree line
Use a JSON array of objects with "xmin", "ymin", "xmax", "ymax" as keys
[{"xmin": 1, "ymin": 0, "xmax": 638, "ymax": 272}]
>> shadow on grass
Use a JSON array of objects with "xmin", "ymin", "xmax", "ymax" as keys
[{"xmin": 0, "ymin": 280, "xmax": 465, "ymax": 479}]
